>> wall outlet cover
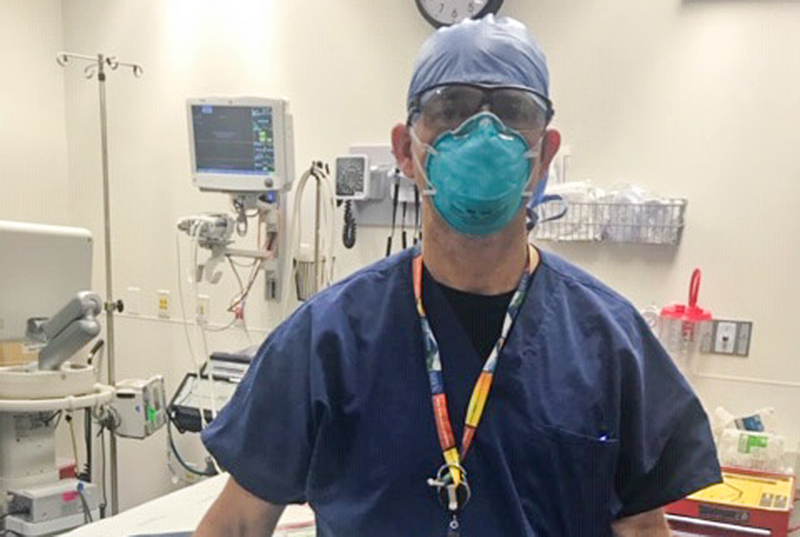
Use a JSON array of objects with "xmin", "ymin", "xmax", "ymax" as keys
[
  {"xmin": 197, "ymin": 294, "xmax": 210, "ymax": 321},
  {"xmin": 710, "ymin": 319, "xmax": 753, "ymax": 357},
  {"xmin": 126, "ymin": 287, "xmax": 141, "ymax": 315},
  {"xmin": 157, "ymin": 290, "xmax": 171, "ymax": 319}
]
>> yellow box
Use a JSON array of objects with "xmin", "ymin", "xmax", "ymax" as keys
[{"xmin": 688, "ymin": 470, "xmax": 795, "ymax": 512}]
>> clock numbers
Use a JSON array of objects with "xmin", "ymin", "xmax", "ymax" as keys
[{"xmin": 418, "ymin": 0, "xmax": 497, "ymax": 27}]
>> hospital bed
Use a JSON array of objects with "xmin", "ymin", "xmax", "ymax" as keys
[{"xmin": 62, "ymin": 474, "xmax": 315, "ymax": 537}]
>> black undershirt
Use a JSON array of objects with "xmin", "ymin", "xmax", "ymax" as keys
[{"xmin": 423, "ymin": 266, "xmax": 516, "ymax": 361}]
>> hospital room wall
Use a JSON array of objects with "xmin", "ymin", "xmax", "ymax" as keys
[
  {"xmin": 56, "ymin": 0, "xmax": 800, "ymax": 509},
  {"xmin": 58, "ymin": 0, "xmax": 431, "ymax": 510},
  {"xmin": 510, "ymin": 0, "xmax": 800, "ymax": 452},
  {"xmin": 0, "ymin": 0, "xmax": 88, "ymax": 499},
  {"xmin": 0, "ymin": 0, "xmax": 71, "ymax": 224}
]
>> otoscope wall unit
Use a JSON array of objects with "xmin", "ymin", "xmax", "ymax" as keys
[{"xmin": 335, "ymin": 145, "xmax": 422, "ymax": 254}]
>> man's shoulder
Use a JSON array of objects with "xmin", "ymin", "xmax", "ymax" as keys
[
  {"xmin": 264, "ymin": 249, "xmax": 413, "ymax": 348},
  {"xmin": 537, "ymin": 248, "xmax": 639, "ymax": 322}
]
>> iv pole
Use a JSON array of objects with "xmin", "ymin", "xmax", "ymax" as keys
[{"xmin": 56, "ymin": 52, "xmax": 143, "ymax": 516}]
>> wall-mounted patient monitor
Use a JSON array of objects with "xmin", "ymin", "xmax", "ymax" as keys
[{"xmin": 187, "ymin": 97, "xmax": 295, "ymax": 193}]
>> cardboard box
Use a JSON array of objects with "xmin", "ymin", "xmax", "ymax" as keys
[{"xmin": 0, "ymin": 341, "xmax": 38, "ymax": 366}]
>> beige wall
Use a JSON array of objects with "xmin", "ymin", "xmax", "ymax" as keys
[
  {"xmin": 519, "ymin": 0, "xmax": 800, "ymax": 448},
  {"xmin": 0, "ymin": 0, "xmax": 70, "ymax": 224},
  {"xmin": 0, "ymin": 0, "xmax": 792, "ymax": 510},
  {"xmin": 58, "ymin": 0, "xmax": 433, "ymax": 509}
]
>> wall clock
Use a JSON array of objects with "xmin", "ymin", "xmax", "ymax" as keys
[{"xmin": 415, "ymin": 0, "xmax": 505, "ymax": 28}]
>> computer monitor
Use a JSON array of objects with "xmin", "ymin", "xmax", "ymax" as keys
[
  {"xmin": 187, "ymin": 97, "xmax": 295, "ymax": 193},
  {"xmin": 0, "ymin": 221, "xmax": 93, "ymax": 342}
]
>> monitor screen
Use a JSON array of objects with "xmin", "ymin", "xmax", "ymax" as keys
[{"xmin": 191, "ymin": 105, "xmax": 275, "ymax": 175}]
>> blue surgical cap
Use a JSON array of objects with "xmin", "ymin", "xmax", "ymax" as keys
[{"xmin": 407, "ymin": 15, "xmax": 551, "ymax": 114}]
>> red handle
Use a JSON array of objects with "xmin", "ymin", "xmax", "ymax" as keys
[{"xmin": 688, "ymin": 268, "xmax": 701, "ymax": 308}]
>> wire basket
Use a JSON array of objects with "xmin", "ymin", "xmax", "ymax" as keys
[{"xmin": 532, "ymin": 199, "xmax": 687, "ymax": 245}]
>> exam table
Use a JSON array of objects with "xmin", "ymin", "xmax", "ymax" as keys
[{"xmin": 62, "ymin": 474, "xmax": 315, "ymax": 537}]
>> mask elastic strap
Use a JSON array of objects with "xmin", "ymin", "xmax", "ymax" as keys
[
  {"xmin": 409, "ymin": 127, "xmax": 438, "ymax": 196},
  {"xmin": 521, "ymin": 149, "xmax": 541, "ymax": 198}
]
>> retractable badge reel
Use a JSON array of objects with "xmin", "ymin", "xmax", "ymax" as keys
[{"xmin": 427, "ymin": 463, "xmax": 472, "ymax": 536}]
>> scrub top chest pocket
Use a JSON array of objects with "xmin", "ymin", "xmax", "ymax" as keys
[
  {"xmin": 516, "ymin": 422, "xmax": 620, "ymax": 536},
  {"xmin": 476, "ymin": 351, "xmax": 621, "ymax": 536}
]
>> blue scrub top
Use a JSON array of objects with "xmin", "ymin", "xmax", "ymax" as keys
[{"xmin": 202, "ymin": 248, "xmax": 721, "ymax": 537}]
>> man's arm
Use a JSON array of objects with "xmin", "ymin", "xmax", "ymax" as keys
[
  {"xmin": 612, "ymin": 508, "xmax": 671, "ymax": 537},
  {"xmin": 194, "ymin": 477, "xmax": 286, "ymax": 537}
]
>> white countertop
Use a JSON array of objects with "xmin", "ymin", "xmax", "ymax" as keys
[{"xmin": 63, "ymin": 474, "xmax": 314, "ymax": 537}]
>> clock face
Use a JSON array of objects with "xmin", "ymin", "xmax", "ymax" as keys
[{"xmin": 417, "ymin": 0, "xmax": 492, "ymax": 27}]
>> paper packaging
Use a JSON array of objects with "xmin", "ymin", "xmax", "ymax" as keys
[
  {"xmin": 718, "ymin": 428, "xmax": 787, "ymax": 473},
  {"xmin": 0, "ymin": 342, "xmax": 38, "ymax": 366}
]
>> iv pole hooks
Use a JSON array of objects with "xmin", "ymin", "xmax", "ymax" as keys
[{"xmin": 56, "ymin": 51, "xmax": 143, "ymax": 517}]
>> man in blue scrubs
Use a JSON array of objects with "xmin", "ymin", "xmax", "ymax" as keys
[{"xmin": 196, "ymin": 16, "xmax": 721, "ymax": 537}]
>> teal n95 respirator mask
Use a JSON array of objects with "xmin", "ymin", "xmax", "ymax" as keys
[{"xmin": 410, "ymin": 112, "xmax": 542, "ymax": 236}]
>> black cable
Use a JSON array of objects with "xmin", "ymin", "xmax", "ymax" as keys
[
  {"xmin": 81, "ymin": 408, "xmax": 92, "ymax": 483},
  {"xmin": 342, "ymin": 200, "xmax": 357, "ymax": 249},
  {"xmin": 167, "ymin": 419, "xmax": 217, "ymax": 477},
  {"xmin": 401, "ymin": 201, "xmax": 408, "ymax": 250},
  {"xmin": 1, "ymin": 510, "xmax": 29, "ymax": 534},
  {"xmin": 413, "ymin": 185, "xmax": 420, "ymax": 246},
  {"xmin": 386, "ymin": 176, "xmax": 400, "ymax": 257},
  {"xmin": 97, "ymin": 427, "xmax": 108, "ymax": 517},
  {"xmin": 0, "ymin": 511, "xmax": 27, "ymax": 521},
  {"xmin": 87, "ymin": 339, "xmax": 104, "ymax": 366}
]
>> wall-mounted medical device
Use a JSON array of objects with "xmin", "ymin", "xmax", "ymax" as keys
[
  {"xmin": 181, "ymin": 97, "xmax": 296, "ymax": 301},
  {"xmin": 334, "ymin": 146, "xmax": 420, "ymax": 256},
  {"xmin": 187, "ymin": 97, "xmax": 295, "ymax": 193},
  {"xmin": 335, "ymin": 155, "xmax": 371, "ymax": 201}
]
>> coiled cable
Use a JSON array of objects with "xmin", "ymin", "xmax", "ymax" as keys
[{"xmin": 342, "ymin": 200, "xmax": 357, "ymax": 249}]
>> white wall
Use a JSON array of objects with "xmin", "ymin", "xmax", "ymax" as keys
[
  {"xmin": 0, "ymin": 0, "xmax": 70, "ymax": 224},
  {"xmin": 513, "ymin": 0, "xmax": 800, "ymax": 446},
  {"xmin": 59, "ymin": 0, "xmax": 431, "ymax": 510},
  {"xmin": 55, "ymin": 0, "xmax": 800, "ymax": 510},
  {"xmin": 0, "ymin": 0, "xmax": 103, "ymax": 509}
]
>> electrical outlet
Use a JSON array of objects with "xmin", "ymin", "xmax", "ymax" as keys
[
  {"xmin": 197, "ymin": 294, "xmax": 210, "ymax": 322},
  {"xmin": 126, "ymin": 287, "xmax": 141, "ymax": 315},
  {"xmin": 710, "ymin": 320, "xmax": 753, "ymax": 356},
  {"xmin": 157, "ymin": 290, "xmax": 171, "ymax": 319}
]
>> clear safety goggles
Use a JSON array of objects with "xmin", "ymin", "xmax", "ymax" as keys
[{"xmin": 408, "ymin": 83, "xmax": 554, "ymax": 134}]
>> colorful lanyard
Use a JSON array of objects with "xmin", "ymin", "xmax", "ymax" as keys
[{"xmin": 412, "ymin": 245, "xmax": 536, "ymax": 502}]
